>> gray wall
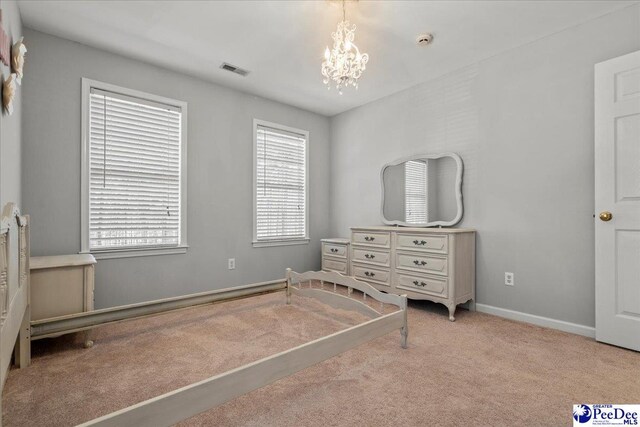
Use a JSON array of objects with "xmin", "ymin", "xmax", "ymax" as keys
[
  {"xmin": 22, "ymin": 29, "xmax": 331, "ymax": 308},
  {"xmin": 330, "ymin": 5, "xmax": 640, "ymax": 328},
  {"xmin": 0, "ymin": 0, "xmax": 22, "ymax": 207}
]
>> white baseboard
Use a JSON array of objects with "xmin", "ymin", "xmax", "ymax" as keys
[{"xmin": 475, "ymin": 304, "xmax": 596, "ymax": 338}]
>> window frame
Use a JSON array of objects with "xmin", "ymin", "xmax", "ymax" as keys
[
  {"xmin": 80, "ymin": 78, "xmax": 188, "ymax": 259},
  {"xmin": 252, "ymin": 119, "xmax": 309, "ymax": 248}
]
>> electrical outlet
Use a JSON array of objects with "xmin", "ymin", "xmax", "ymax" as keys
[
  {"xmin": 505, "ymin": 272, "xmax": 514, "ymax": 286},
  {"xmin": 228, "ymin": 258, "xmax": 235, "ymax": 270}
]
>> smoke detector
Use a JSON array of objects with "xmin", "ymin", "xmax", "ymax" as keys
[{"xmin": 416, "ymin": 33, "xmax": 434, "ymax": 46}]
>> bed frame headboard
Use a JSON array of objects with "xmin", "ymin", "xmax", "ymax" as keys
[{"xmin": 0, "ymin": 203, "xmax": 31, "ymax": 393}]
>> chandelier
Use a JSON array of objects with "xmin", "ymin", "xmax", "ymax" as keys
[{"xmin": 321, "ymin": 0, "xmax": 369, "ymax": 94}]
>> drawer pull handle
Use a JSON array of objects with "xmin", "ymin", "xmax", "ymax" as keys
[
  {"xmin": 413, "ymin": 260, "xmax": 428, "ymax": 266},
  {"xmin": 413, "ymin": 239, "xmax": 428, "ymax": 246},
  {"xmin": 365, "ymin": 254, "xmax": 375, "ymax": 259},
  {"xmin": 364, "ymin": 271, "xmax": 375, "ymax": 277},
  {"xmin": 330, "ymin": 248, "xmax": 338, "ymax": 253},
  {"xmin": 364, "ymin": 236, "xmax": 375, "ymax": 242},
  {"xmin": 412, "ymin": 280, "xmax": 427, "ymax": 287}
]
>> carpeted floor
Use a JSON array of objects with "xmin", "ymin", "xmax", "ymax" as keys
[{"xmin": 3, "ymin": 289, "xmax": 639, "ymax": 426}]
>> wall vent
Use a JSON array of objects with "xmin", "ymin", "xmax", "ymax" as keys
[{"xmin": 220, "ymin": 62, "xmax": 250, "ymax": 77}]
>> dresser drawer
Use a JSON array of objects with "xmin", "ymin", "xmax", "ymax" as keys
[
  {"xmin": 322, "ymin": 258, "xmax": 348, "ymax": 274},
  {"xmin": 396, "ymin": 273, "xmax": 448, "ymax": 298},
  {"xmin": 352, "ymin": 264, "xmax": 391, "ymax": 287},
  {"xmin": 323, "ymin": 243, "xmax": 347, "ymax": 258},
  {"xmin": 396, "ymin": 252, "xmax": 448, "ymax": 276},
  {"xmin": 396, "ymin": 233, "xmax": 448, "ymax": 254},
  {"xmin": 352, "ymin": 247, "xmax": 390, "ymax": 267},
  {"xmin": 352, "ymin": 231, "xmax": 391, "ymax": 248}
]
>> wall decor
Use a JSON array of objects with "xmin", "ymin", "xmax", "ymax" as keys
[
  {"xmin": 2, "ymin": 73, "xmax": 16, "ymax": 115},
  {"xmin": 0, "ymin": 11, "xmax": 9, "ymax": 67},
  {"xmin": 11, "ymin": 36, "xmax": 26, "ymax": 84}
]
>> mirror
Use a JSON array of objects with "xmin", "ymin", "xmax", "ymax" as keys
[{"xmin": 380, "ymin": 153, "xmax": 463, "ymax": 227}]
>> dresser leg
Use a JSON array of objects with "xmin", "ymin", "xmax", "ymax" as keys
[
  {"xmin": 447, "ymin": 303, "xmax": 456, "ymax": 322},
  {"xmin": 83, "ymin": 330, "xmax": 94, "ymax": 348}
]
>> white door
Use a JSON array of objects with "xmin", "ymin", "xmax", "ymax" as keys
[{"xmin": 595, "ymin": 50, "xmax": 640, "ymax": 351}]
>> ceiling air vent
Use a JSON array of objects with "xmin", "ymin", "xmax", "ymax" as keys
[{"xmin": 220, "ymin": 62, "xmax": 250, "ymax": 77}]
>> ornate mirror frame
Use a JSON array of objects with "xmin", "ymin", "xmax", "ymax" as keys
[{"xmin": 380, "ymin": 152, "xmax": 464, "ymax": 227}]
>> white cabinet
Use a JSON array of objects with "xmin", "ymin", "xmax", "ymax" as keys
[
  {"xmin": 350, "ymin": 226, "xmax": 475, "ymax": 321},
  {"xmin": 321, "ymin": 238, "xmax": 350, "ymax": 276},
  {"xmin": 30, "ymin": 254, "xmax": 96, "ymax": 346}
]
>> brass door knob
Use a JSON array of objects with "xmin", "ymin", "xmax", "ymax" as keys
[{"xmin": 599, "ymin": 211, "xmax": 613, "ymax": 222}]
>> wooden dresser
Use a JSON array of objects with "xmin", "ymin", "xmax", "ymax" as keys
[
  {"xmin": 321, "ymin": 238, "xmax": 350, "ymax": 276},
  {"xmin": 350, "ymin": 226, "xmax": 475, "ymax": 321}
]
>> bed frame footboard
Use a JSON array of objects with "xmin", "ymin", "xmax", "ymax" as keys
[{"xmin": 286, "ymin": 268, "xmax": 408, "ymax": 348}]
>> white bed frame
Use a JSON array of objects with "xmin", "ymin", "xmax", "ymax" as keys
[{"xmin": 0, "ymin": 203, "xmax": 408, "ymax": 427}]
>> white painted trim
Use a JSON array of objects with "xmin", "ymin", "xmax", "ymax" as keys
[
  {"xmin": 80, "ymin": 245, "xmax": 189, "ymax": 260},
  {"xmin": 252, "ymin": 119, "xmax": 310, "ymax": 247},
  {"xmin": 80, "ymin": 78, "xmax": 188, "ymax": 257},
  {"xmin": 81, "ymin": 78, "xmax": 91, "ymax": 253},
  {"xmin": 475, "ymin": 303, "xmax": 595, "ymax": 338},
  {"xmin": 380, "ymin": 152, "xmax": 464, "ymax": 227},
  {"xmin": 252, "ymin": 239, "xmax": 309, "ymax": 248}
]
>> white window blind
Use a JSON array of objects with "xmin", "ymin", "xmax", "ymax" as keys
[
  {"xmin": 405, "ymin": 160, "xmax": 428, "ymax": 224},
  {"xmin": 88, "ymin": 88, "xmax": 183, "ymax": 250},
  {"xmin": 255, "ymin": 124, "xmax": 307, "ymax": 243}
]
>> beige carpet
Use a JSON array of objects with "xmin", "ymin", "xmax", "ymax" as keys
[{"xmin": 3, "ymin": 290, "xmax": 639, "ymax": 427}]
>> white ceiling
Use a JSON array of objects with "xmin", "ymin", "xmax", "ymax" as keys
[{"xmin": 18, "ymin": 1, "xmax": 637, "ymax": 116}]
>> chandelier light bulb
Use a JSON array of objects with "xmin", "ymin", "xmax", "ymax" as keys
[{"xmin": 324, "ymin": 47, "xmax": 331, "ymax": 60}]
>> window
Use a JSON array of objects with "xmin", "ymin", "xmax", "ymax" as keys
[
  {"xmin": 81, "ymin": 79, "xmax": 187, "ymax": 259},
  {"xmin": 405, "ymin": 160, "xmax": 428, "ymax": 224},
  {"xmin": 253, "ymin": 119, "xmax": 309, "ymax": 247}
]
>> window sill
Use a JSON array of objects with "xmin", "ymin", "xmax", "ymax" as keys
[
  {"xmin": 81, "ymin": 245, "xmax": 189, "ymax": 260},
  {"xmin": 252, "ymin": 239, "xmax": 310, "ymax": 248}
]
